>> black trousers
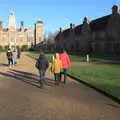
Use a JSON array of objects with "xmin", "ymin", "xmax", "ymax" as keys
[{"xmin": 60, "ymin": 68, "xmax": 67, "ymax": 83}]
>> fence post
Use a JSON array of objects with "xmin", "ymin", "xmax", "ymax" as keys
[{"xmin": 86, "ymin": 54, "xmax": 89, "ymax": 62}]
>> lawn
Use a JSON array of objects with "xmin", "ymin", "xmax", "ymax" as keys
[
  {"xmin": 69, "ymin": 65, "xmax": 120, "ymax": 99},
  {"xmin": 26, "ymin": 51, "xmax": 120, "ymax": 62},
  {"xmin": 26, "ymin": 52, "xmax": 54, "ymax": 62}
]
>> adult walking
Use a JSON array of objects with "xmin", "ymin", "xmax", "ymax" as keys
[
  {"xmin": 17, "ymin": 47, "xmax": 21, "ymax": 59},
  {"xmin": 35, "ymin": 53, "xmax": 49, "ymax": 88},
  {"xmin": 60, "ymin": 50, "xmax": 71, "ymax": 84},
  {"xmin": 6, "ymin": 48, "xmax": 14, "ymax": 67}
]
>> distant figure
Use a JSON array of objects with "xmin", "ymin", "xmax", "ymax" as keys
[
  {"xmin": 6, "ymin": 48, "xmax": 14, "ymax": 67},
  {"xmin": 17, "ymin": 47, "xmax": 21, "ymax": 59},
  {"xmin": 35, "ymin": 53, "xmax": 49, "ymax": 88},
  {"xmin": 51, "ymin": 53, "xmax": 62, "ymax": 85},
  {"xmin": 60, "ymin": 50, "xmax": 71, "ymax": 84},
  {"xmin": 13, "ymin": 50, "xmax": 17, "ymax": 64}
]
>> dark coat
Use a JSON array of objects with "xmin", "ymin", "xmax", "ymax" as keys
[
  {"xmin": 35, "ymin": 55, "xmax": 49, "ymax": 71},
  {"xmin": 7, "ymin": 50, "xmax": 13, "ymax": 59},
  {"xmin": 17, "ymin": 48, "xmax": 21, "ymax": 58}
]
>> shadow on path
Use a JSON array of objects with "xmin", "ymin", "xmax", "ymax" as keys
[
  {"xmin": 0, "ymin": 69, "xmax": 55, "ymax": 88},
  {"xmin": 0, "ymin": 63, "xmax": 9, "ymax": 67}
]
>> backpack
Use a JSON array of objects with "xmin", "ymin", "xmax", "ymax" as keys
[
  {"xmin": 35, "ymin": 59, "xmax": 39, "ymax": 69},
  {"xmin": 35, "ymin": 56, "xmax": 49, "ymax": 70},
  {"xmin": 7, "ymin": 51, "xmax": 13, "ymax": 58}
]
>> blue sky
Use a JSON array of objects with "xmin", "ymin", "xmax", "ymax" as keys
[{"xmin": 0, "ymin": 0, "xmax": 119, "ymax": 35}]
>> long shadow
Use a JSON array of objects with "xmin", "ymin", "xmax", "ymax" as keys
[
  {"xmin": 0, "ymin": 70, "xmax": 55, "ymax": 88},
  {"xmin": 9, "ymin": 71, "xmax": 39, "ymax": 82},
  {"xmin": 12, "ymin": 69, "xmax": 55, "ymax": 80},
  {"xmin": 9, "ymin": 71, "xmax": 54, "ymax": 86},
  {"xmin": 11, "ymin": 69, "xmax": 38, "ymax": 77},
  {"xmin": 11, "ymin": 69, "xmax": 55, "ymax": 84},
  {"xmin": 10, "ymin": 70, "xmax": 55, "ymax": 87},
  {"xmin": 0, "ymin": 63, "xmax": 9, "ymax": 67},
  {"xmin": 0, "ymin": 71, "xmax": 40, "ymax": 88}
]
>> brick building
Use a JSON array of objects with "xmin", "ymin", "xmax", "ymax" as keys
[
  {"xmin": 55, "ymin": 5, "xmax": 120, "ymax": 54},
  {"xmin": 0, "ymin": 11, "xmax": 44, "ymax": 50}
]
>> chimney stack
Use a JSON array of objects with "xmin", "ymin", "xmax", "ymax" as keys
[
  {"xmin": 60, "ymin": 27, "xmax": 62, "ymax": 32},
  {"xmin": 112, "ymin": 5, "xmax": 119, "ymax": 14},
  {"xmin": 20, "ymin": 21, "xmax": 24, "ymax": 31},
  {"xmin": 70, "ymin": 23, "xmax": 73, "ymax": 29}
]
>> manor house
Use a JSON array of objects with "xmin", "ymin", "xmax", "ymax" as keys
[
  {"xmin": 55, "ymin": 5, "xmax": 120, "ymax": 54},
  {"xmin": 0, "ymin": 11, "xmax": 44, "ymax": 50}
]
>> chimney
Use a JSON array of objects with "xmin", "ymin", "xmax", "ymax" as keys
[
  {"xmin": 60, "ymin": 27, "xmax": 62, "ymax": 32},
  {"xmin": 70, "ymin": 23, "xmax": 73, "ymax": 29},
  {"xmin": 20, "ymin": 21, "xmax": 24, "ymax": 30},
  {"xmin": 72, "ymin": 24, "xmax": 75, "ymax": 28},
  {"xmin": 112, "ymin": 5, "xmax": 119, "ymax": 14},
  {"xmin": 83, "ymin": 17, "xmax": 89, "ymax": 24}
]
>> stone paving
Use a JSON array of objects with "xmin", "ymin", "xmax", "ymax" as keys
[{"xmin": 0, "ymin": 52, "xmax": 120, "ymax": 120}]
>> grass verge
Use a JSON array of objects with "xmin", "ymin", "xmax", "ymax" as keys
[{"xmin": 69, "ymin": 65, "xmax": 120, "ymax": 99}]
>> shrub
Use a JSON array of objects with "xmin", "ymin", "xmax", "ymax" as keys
[
  {"xmin": 2, "ymin": 45, "xmax": 9, "ymax": 52},
  {"xmin": 0, "ymin": 45, "xmax": 4, "ymax": 51},
  {"xmin": 21, "ymin": 45, "xmax": 29, "ymax": 51}
]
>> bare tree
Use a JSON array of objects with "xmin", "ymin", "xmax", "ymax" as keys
[{"xmin": 46, "ymin": 31, "xmax": 58, "ymax": 52}]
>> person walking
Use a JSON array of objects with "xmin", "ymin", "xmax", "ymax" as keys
[
  {"xmin": 6, "ymin": 48, "xmax": 14, "ymax": 68},
  {"xmin": 17, "ymin": 47, "xmax": 21, "ymax": 59},
  {"xmin": 13, "ymin": 49, "xmax": 17, "ymax": 64},
  {"xmin": 60, "ymin": 50, "xmax": 71, "ymax": 84},
  {"xmin": 35, "ymin": 53, "xmax": 49, "ymax": 88},
  {"xmin": 51, "ymin": 53, "xmax": 62, "ymax": 85}
]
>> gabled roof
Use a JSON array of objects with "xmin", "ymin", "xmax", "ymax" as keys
[
  {"xmin": 55, "ymin": 14, "xmax": 113, "ymax": 39},
  {"xmin": 90, "ymin": 14, "xmax": 111, "ymax": 31},
  {"xmin": 74, "ymin": 24, "xmax": 83, "ymax": 35}
]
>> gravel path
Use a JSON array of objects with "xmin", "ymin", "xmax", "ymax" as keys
[{"xmin": 0, "ymin": 52, "xmax": 120, "ymax": 120}]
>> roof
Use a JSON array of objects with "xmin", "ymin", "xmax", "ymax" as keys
[
  {"xmin": 36, "ymin": 20, "xmax": 43, "ymax": 24},
  {"xmin": 24, "ymin": 28, "xmax": 28, "ymax": 32},
  {"xmin": 90, "ymin": 14, "xmax": 111, "ymax": 31},
  {"xmin": 74, "ymin": 24, "xmax": 83, "ymax": 35},
  {"xmin": 55, "ymin": 32, "xmax": 60, "ymax": 40},
  {"xmin": 2, "ymin": 28, "xmax": 8, "ymax": 32},
  {"xmin": 55, "ymin": 14, "xmax": 113, "ymax": 39},
  {"xmin": 55, "ymin": 28, "xmax": 70, "ymax": 40},
  {"xmin": 63, "ymin": 28, "xmax": 70, "ymax": 37},
  {"xmin": 16, "ymin": 28, "xmax": 21, "ymax": 32}
]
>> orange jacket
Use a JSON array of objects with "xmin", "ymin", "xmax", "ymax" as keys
[{"xmin": 60, "ymin": 53, "xmax": 70, "ymax": 68}]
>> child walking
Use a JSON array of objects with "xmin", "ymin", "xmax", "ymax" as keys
[{"xmin": 51, "ymin": 53, "xmax": 62, "ymax": 85}]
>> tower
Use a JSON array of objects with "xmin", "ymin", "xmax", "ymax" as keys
[
  {"xmin": 20, "ymin": 21, "xmax": 24, "ymax": 31},
  {"xmin": 8, "ymin": 10, "xmax": 16, "ymax": 29},
  {"xmin": 35, "ymin": 20, "xmax": 44, "ymax": 46},
  {"xmin": 8, "ymin": 10, "xmax": 16, "ymax": 49}
]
